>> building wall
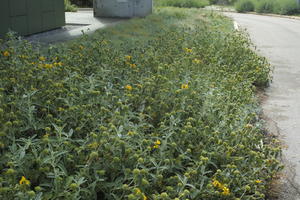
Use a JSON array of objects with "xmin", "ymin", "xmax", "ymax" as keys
[
  {"xmin": 0, "ymin": 0, "xmax": 65, "ymax": 37},
  {"xmin": 94, "ymin": 0, "xmax": 152, "ymax": 18}
]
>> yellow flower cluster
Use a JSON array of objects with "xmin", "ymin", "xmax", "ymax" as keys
[
  {"xmin": 125, "ymin": 85, "xmax": 133, "ymax": 91},
  {"xmin": 192, "ymin": 58, "xmax": 202, "ymax": 64},
  {"xmin": 19, "ymin": 176, "xmax": 30, "ymax": 185},
  {"xmin": 184, "ymin": 48, "xmax": 192, "ymax": 53},
  {"xmin": 3, "ymin": 51, "xmax": 10, "ymax": 57},
  {"xmin": 255, "ymin": 179, "xmax": 262, "ymax": 184},
  {"xmin": 125, "ymin": 55, "xmax": 132, "ymax": 60},
  {"xmin": 44, "ymin": 64, "xmax": 54, "ymax": 69},
  {"xmin": 54, "ymin": 62, "xmax": 63, "ymax": 67},
  {"xmin": 212, "ymin": 179, "xmax": 230, "ymax": 196},
  {"xmin": 153, "ymin": 140, "xmax": 161, "ymax": 149},
  {"xmin": 125, "ymin": 55, "xmax": 137, "ymax": 68},
  {"xmin": 130, "ymin": 63, "xmax": 137, "ymax": 68},
  {"xmin": 38, "ymin": 62, "xmax": 63, "ymax": 69},
  {"xmin": 37, "ymin": 56, "xmax": 63, "ymax": 69},
  {"xmin": 181, "ymin": 84, "xmax": 189, "ymax": 89},
  {"xmin": 39, "ymin": 56, "xmax": 46, "ymax": 61}
]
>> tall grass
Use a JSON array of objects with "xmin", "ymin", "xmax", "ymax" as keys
[{"xmin": 235, "ymin": 0, "xmax": 300, "ymax": 14}]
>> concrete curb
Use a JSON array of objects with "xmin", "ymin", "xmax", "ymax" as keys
[{"xmin": 77, "ymin": 8, "xmax": 93, "ymax": 11}]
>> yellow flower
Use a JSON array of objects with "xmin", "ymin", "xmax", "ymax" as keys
[
  {"xmin": 79, "ymin": 45, "xmax": 84, "ymax": 50},
  {"xmin": 3, "ymin": 51, "xmax": 10, "ymax": 57},
  {"xmin": 19, "ymin": 176, "xmax": 30, "ymax": 185},
  {"xmin": 44, "ymin": 64, "xmax": 53, "ymax": 69},
  {"xmin": 181, "ymin": 84, "xmax": 189, "ymax": 89},
  {"xmin": 125, "ymin": 55, "xmax": 132, "ymax": 60},
  {"xmin": 192, "ymin": 58, "xmax": 202, "ymax": 64},
  {"xmin": 212, "ymin": 179, "xmax": 223, "ymax": 188},
  {"xmin": 184, "ymin": 48, "xmax": 192, "ymax": 53},
  {"xmin": 154, "ymin": 140, "xmax": 161, "ymax": 145},
  {"xmin": 153, "ymin": 140, "xmax": 161, "ymax": 149},
  {"xmin": 58, "ymin": 107, "xmax": 65, "ymax": 112},
  {"xmin": 130, "ymin": 63, "xmax": 137, "ymax": 68},
  {"xmin": 125, "ymin": 85, "xmax": 133, "ymax": 91},
  {"xmin": 39, "ymin": 56, "xmax": 46, "ymax": 61},
  {"xmin": 255, "ymin": 180, "xmax": 262, "ymax": 184},
  {"xmin": 222, "ymin": 186, "xmax": 230, "ymax": 195},
  {"xmin": 54, "ymin": 62, "xmax": 63, "ymax": 67},
  {"xmin": 143, "ymin": 194, "xmax": 147, "ymax": 200}
]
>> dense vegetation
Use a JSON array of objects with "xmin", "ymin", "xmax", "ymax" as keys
[
  {"xmin": 0, "ymin": 6, "xmax": 281, "ymax": 200},
  {"xmin": 65, "ymin": 0, "xmax": 78, "ymax": 12},
  {"xmin": 235, "ymin": 0, "xmax": 300, "ymax": 14},
  {"xmin": 155, "ymin": 0, "xmax": 210, "ymax": 8}
]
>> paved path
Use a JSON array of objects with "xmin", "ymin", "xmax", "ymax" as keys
[{"xmin": 225, "ymin": 13, "xmax": 300, "ymax": 199}]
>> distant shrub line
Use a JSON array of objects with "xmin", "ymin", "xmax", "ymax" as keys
[{"xmin": 235, "ymin": 0, "xmax": 300, "ymax": 15}]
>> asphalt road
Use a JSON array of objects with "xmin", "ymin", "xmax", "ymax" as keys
[{"xmin": 225, "ymin": 13, "xmax": 300, "ymax": 199}]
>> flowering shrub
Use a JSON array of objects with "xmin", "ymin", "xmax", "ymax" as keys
[{"xmin": 0, "ymin": 8, "xmax": 281, "ymax": 200}]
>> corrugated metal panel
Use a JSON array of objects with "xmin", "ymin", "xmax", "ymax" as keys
[
  {"xmin": 11, "ymin": 16, "xmax": 28, "ymax": 35},
  {"xmin": 0, "ymin": 0, "xmax": 65, "ymax": 38},
  {"xmin": 0, "ymin": 0, "xmax": 10, "ymax": 36},
  {"xmin": 42, "ymin": 0, "xmax": 54, "ymax": 12},
  {"xmin": 10, "ymin": 0, "xmax": 27, "ymax": 16},
  {"xmin": 27, "ymin": 0, "xmax": 43, "ymax": 34},
  {"xmin": 54, "ymin": 0, "xmax": 66, "ymax": 27}
]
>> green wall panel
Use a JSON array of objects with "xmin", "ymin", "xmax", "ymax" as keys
[
  {"xmin": 42, "ymin": 0, "xmax": 54, "ymax": 12},
  {"xmin": 27, "ymin": 0, "xmax": 42, "ymax": 34},
  {"xmin": 54, "ymin": 0, "xmax": 66, "ymax": 27},
  {"xmin": 42, "ymin": 12, "xmax": 56, "ymax": 30},
  {"xmin": 0, "ymin": 0, "xmax": 65, "ymax": 38},
  {"xmin": 11, "ymin": 16, "xmax": 28, "ymax": 35},
  {"xmin": 0, "ymin": 0, "xmax": 10, "ymax": 36},
  {"xmin": 10, "ymin": 0, "xmax": 26, "ymax": 16}
]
